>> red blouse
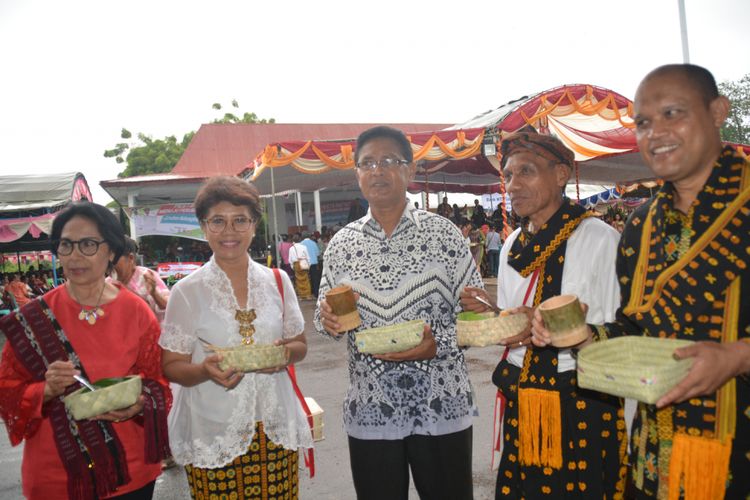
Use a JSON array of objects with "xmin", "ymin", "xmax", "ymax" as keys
[{"xmin": 0, "ymin": 284, "xmax": 171, "ymax": 499}]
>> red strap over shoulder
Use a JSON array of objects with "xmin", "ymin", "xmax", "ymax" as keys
[{"xmin": 272, "ymin": 268, "xmax": 315, "ymax": 477}]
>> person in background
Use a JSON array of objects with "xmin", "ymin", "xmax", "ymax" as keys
[
  {"xmin": 112, "ymin": 236, "xmax": 170, "ymax": 323},
  {"xmin": 0, "ymin": 201, "xmax": 171, "ymax": 499},
  {"xmin": 533, "ymin": 63, "xmax": 750, "ymax": 499},
  {"xmin": 471, "ymin": 199, "xmax": 487, "ymax": 227},
  {"xmin": 485, "ymin": 224, "xmax": 501, "ymax": 278},
  {"xmin": 316, "ymin": 126, "xmax": 482, "ymax": 500},
  {"xmin": 462, "ymin": 127, "xmax": 626, "ymax": 499},
  {"xmin": 301, "ymin": 232, "xmax": 321, "ymax": 298},
  {"xmin": 288, "ymin": 233, "xmax": 313, "ymax": 300},
  {"xmin": 6, "ymin": 274, "xmax": 31, "ymax": 307},
  {"xmin": 452, "ymin": 203, "xmax": 462, "ymax": 225},
  {"xmin": 437, "ymin": 196, "xmax": 452, "ymax": 218},
  {"xmin": 277, "ymin": 233, "xmax": 294, "ymax": 280}
]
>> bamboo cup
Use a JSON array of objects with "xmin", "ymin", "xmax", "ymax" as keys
[
  {"xmin": 326, "ymin": 285, "xmax": 361, "ymax": 332},
  {"xmin": 538, "ymin": 295, "xmax": 589, "ymax": 348}
]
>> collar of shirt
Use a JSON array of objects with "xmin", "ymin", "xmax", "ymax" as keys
[{"xmin": 360, "ymin": 201, "xmax": 422, "ymax": 232}]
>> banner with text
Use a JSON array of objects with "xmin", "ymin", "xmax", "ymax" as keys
[{"xmin": 126, "ymin": 204, "xmax": 205, "ymax": 240}]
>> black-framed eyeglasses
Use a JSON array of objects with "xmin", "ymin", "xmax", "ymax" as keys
[
  {"xmin": 355, "ymin": 157, "xmax": 410, "ymax": 171},
  {"xmin": 201, "ymin": 216, "xmax": 255, "ymax": 233},
  {"xmin": 56, "ymin": 238, "xmax": 107, "ymax": 256}
]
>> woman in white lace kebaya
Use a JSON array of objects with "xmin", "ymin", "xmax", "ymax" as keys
[{"xmin": 159, "ymin": 176, "xmax": 313, "ymax": 500}]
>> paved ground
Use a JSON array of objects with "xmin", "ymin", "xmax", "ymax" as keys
[{"xmin": 0, "ymin": 281, "xmax": 502, "ymax": 499}]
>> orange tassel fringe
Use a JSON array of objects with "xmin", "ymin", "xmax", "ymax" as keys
[
  {"xmin": 517, "ymin": 387, "xmax": 563, "ymax": 469},
  {"xmin": 667, "ymin": 433, "xmax": 732, "ymax": 500}
]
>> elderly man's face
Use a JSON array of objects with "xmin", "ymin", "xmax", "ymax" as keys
[
  {"xmin": 503, "ymin": 151, "xmax": 569, "ymax": 225},
  {"xmin": 634, "ymin": 71, "xmax": 727, "ymax": 183},
  {"xmin": 355, "ymin": 137, "xmax": 416, "ymax": 210}
]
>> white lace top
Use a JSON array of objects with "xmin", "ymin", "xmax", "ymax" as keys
[{"xmin": 159, "ymin": 257, "xmax": 313, "ymax": 468}]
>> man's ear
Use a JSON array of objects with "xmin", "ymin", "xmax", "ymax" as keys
[
  {"xmin": 710, "ymin": 95, "xmax": 730, "ymax": 128},
  {"xmin": 555, "ymin": 163, "xmax": 572, "ymax": 188}
]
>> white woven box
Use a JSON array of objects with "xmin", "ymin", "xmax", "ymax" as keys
[
  {"xmin": 64, "ymin": 375, "xmax": 142, "ymax": 420},
  {"xmin": 577, "ymin": 336, "xmax": 694, "ymax": 404},
  {"xmin": 304, "ymin": 397, "xmax": 324, "ymax": 442},
  {"xmin": 354, "ymin": 320, "xmax": 424, "ymax": 354}
]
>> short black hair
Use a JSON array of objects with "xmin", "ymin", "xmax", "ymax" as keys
[
  {"xmin": 123, "ymin": 235, "xmax": 139, "ymax": 256},
  {"xmin": 355, "ymin": 126, "xmax": 413, "ymax": 164},
  {"xmin": 645, "ymin": 64, "xmax": 719, "ymax": 106},
  {"xmin": 50, "ymin": 201, "xmax": 126, "ymax": 265}
]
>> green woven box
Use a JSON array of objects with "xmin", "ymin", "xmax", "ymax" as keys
[
  {"xmin": 355, "ymin": 320, "xmax": 425, "ymax": 354},
  {"xmin": 456, "ymin": 311, "xmax": 529, "ymax": 347},
  {"xmin": 64, "ymin": 375, "xmax": 142, "ymax": 420},
  {"xmin": 576, "ymin": 336, "xmax": 694, "ymax": 404},
  {"xmin": 215, "ymin": 344, "xmax": 287, "ymax": 372}
]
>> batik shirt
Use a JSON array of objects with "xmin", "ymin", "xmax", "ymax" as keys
[{"xmin": 314, "ymin": 204, "xmax": 483, "ymax": 440}]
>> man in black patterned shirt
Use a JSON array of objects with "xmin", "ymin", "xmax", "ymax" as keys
[{"xmin": 315, "ymin": 126, "xmax": 483, "ymax": 500}]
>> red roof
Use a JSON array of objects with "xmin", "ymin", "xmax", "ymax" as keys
[{"xmin": 171, "ymin": 123, "xmax": 451, "ymax": 177}]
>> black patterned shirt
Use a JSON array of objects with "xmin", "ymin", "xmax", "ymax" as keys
[{"xmin": 314, "ymin": 204, "xmax": 483, "ymax": 439}]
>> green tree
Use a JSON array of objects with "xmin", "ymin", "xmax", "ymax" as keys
[
  {"xmin": 211, "ymin": 100, "xmax": 275, "ymax": 124},
  {"xmin": 105, "ymin": 102, "xmax": 274, "ymax": 178},
  {"xmin": 719, "ymin": 74, "xmax": 750, "ymax": 144}
]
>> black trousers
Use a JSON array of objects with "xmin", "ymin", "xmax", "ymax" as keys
[
  {"xmin": 309, "ymin": 263, "xmax": 321, "ymax": 297},
  {"xmin": 108, "ymin": 480, "xmax": 155, "ymax": 500},
  {"xmin": 348, "ymin": 427, "xmax": 473, "ymax": 500}
]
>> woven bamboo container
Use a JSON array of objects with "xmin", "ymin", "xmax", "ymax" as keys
[
  {"xmin": 576, "ymin": 336, "xmax": 694, "ymax": 404},
  {"xmin": 538, "ymin": 295, "xmax": 590, "ymax": 347},
  {"xmin": 326, "ymin": 285, "xmax": 361, "ymax": 332},
  {"xmin": 456, "ymin": 311, "xmax": 529, "ymax": 347},
  {"xmin": 64, "ymin": 375, "xmax": 142, "ymax": 420},
  {"xmin": 354, "ymin": 320, "xmax": 425, "ymax": 354},
  {"xmin": 214, "ymin": 344, "xmax": 287, "ymax": 372}
]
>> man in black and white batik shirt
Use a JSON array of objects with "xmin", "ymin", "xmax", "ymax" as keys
[{"xmin": 316, "ymin": 126, "xmax": 483, "ymax": 500}]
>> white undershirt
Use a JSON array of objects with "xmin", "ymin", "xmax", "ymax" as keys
[{"xmin": 497, "ymin": 217, "xmax": 621, "ymax": 372}]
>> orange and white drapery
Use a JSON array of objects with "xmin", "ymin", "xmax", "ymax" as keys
[{"xmin": 250, "ymin": 129, "xmax": 486, "ymax": 181}]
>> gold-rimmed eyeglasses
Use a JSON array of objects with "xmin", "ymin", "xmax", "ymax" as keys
[
  {"xmin": 355, "ymin": 157, "xmax": 410, "ymax": 171},
  {"xmin": 201, "ymin": 216, "xmax": 254, "ymax": 233},
  {"xmin": 56, "ymin": 238, "xmax": 107, "ymax": 256}
]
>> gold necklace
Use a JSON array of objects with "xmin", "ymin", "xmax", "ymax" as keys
[
  {"xmin": 68, "ymin": 283, "xmax": 106, "ymax": 325},
  {"xmin": 236, "ymin": 309, "xmax": 257, "ymax": 344}
]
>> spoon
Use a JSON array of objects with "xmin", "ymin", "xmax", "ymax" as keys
[
  {"xmin": 73, "ymin": 373, "xmax": 97, "ymax": 392},
  {"xmin": 474, "ymin": 295, "xmax": 502, "ymax": 316}
]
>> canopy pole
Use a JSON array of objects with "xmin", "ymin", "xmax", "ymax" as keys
[
  {"xmin": 127, "ymin": 192, "xmax": 138, "ymax": 240},
  {"xmin": 295, "ymin": 192, "xmax": 303, "ymax": 228},
  {"xmin": 52, "ymin": 254, "xmax": 59, "ymax": 287},
  {"xmin": 678, "ymin": 0, "xmax": 690, "ymax": 63},
  {"xmin": 270, "ymin": 167, "xmax": 280, "ymax": 267},
  {"xmin": 313, "ymin": 190, "xmax": 322, "ymax": 233}
]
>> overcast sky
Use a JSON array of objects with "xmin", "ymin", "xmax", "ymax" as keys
[{"xmin": 1, "ymin": 0, "xmax": 748, "ymax": 204}]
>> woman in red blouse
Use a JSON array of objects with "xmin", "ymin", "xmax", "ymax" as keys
[{"xmin": 0, "ymin": 202, "xmax": 171, "ymax": 500}]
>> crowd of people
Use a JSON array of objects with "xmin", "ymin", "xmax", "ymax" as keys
[{"xmin": 0, "ymin": 63, "xmax": 747, "ymax": 500}]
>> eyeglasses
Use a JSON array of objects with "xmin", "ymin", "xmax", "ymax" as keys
[
  {"xmin": 355, "ymin": 157, "xmax": 410, "ymax": 171},
  {"xmin": 201, "ymin": 216, "xmax": 254, "ymax": 233},
  {"xmin": 56, "ymin": 238, "xmax": 107, "ymax": 256}
]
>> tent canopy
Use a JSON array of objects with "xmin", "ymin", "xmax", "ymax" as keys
[
  {"xmin": 246, "ymin": 84, "xmax": 644, "ymax": 195},
  {"xmin": 0, "ymin": 172, "xmax": 92, "ymax": 251}
]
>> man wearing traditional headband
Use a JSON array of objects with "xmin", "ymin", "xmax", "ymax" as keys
[
  {"xmin": 462, "ymin": 126, "xmax": 627, "ymax": 498},
  {"xmin": 534, "ymin": 64, "xmax": 750, "ymax": 499}
]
